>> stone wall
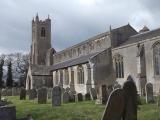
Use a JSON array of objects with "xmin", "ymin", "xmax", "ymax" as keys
[{"xmin": 112, "ymin": 36, "xmax": 160, "ymax": 94}]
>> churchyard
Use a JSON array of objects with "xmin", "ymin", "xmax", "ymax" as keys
[
  {"xmin": 2, "ymin": 96, "xmax": 160, "ymax": 120},
  {"xmin": 0, "ymin": 76, "xmax": 159, "ymax": 120}
]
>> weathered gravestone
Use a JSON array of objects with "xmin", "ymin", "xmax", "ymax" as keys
[
  {"xmin": 145, "ymin": 82, "xmax": 154, "ymax": 103},
  {"xmin": 90, "ymin": 88, "xmax": 97, "ymax": 100},
  {"xmin": 101, "ymin": 75, "xmax": 137, "ymax": 120},
  {"xmin": 63, "ymin": 92, "xmax": 70, "ymax": 103},
  {"xmin": 20, "ymin": 88, "xmax": 26, "ymax": 100},
  {"xmin": 101, "ymin": 89, "xmax": 125, "ymax": 120},
  {"xmin": 38, "ymin": 88, "xmax": 47, "ymax": 104},
  {"xmin": 0, "ymin": 106, "xmax": 16, "ymax": 120},
  {"xmin": 52, "ymin": 86, "xmax": 61, "ymax": 106},
  {"xmin": 77, "ymin": 93, "xmax": 83, "ymax": 102},
  {"xmin": 85, "ymin": 93, "xmax": 91, "ymax": 101},
  {"xmin": 29, "ymin": 89, "xmax": 37, "ymax": 100},
  {"xmin": 123, "ymin": 75, "xmax": 137, "ymax": 120},
  {"xmin": 69, "ymin": 91, "xmax": 75, "ymax": 102}
]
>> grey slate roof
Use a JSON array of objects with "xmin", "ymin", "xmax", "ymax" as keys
[
  {"xmin": 51, "ymin": 51, "xmax": 102, "ymax": 71},
  {"xmin": 120, "ymin": 28, "xmax": 160, "ymax": 46},
  {"xmin": 30, "ymin": 64, "xmax": 52, "ymax": 76}
]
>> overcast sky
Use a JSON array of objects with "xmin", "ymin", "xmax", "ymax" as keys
[{"xmin": 0, "ymin": 0, "xmax": 160, "ymax": 54}]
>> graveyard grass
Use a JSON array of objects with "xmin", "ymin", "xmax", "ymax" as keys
[{"xmin": 5, "ymin": 96, "xmax": 160, "ymax": 120}]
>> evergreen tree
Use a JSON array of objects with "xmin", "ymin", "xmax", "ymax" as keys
[
  {"xmin": 6, "ymin": 61, "xmax": 13, "ymax": 88},
  {"xmin": 0, "ymin": 59, "xmax": 4, "ymax": 88}
]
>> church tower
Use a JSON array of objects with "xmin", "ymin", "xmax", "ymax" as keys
[{"xmin": 30, "ymin": 14, "xmax": 52, "ymax": 65}]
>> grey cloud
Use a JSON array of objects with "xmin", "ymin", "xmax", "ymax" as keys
[{"xmin": 0, "ymin": 0, "xmax": 159, "ymax": 54}]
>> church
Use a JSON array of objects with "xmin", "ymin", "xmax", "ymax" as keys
[{"xmin": 26, "ymin": 14, "xmax": 160, "ymax": 101}]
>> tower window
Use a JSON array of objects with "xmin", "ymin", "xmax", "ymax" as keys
[{"xmin": 41, "ymin": 27, "xmax": 45, "ymax": 37}]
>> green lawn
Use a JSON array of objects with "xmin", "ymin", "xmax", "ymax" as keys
[{"xmin": 4, "ymin": 96, "xmax": 160, "ymax": 120}]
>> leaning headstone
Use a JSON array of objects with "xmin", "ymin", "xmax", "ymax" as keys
[
  {"xmin": 85, "ymin": 93, "xmax": 91, "ymax": 101},
  {"xmin": 52, "ymin": 86, "xmax": 61, "ymax": 106},
  {"xmin": 20, "ymin": 88, "xmax": 26, "ymax": 100},
  {"xmin": 90, "ymin": 88, "xmax": 97, "ymax": 100},
  {"xmin": 0, "ymin": 106, "xmax": 16, "ymax": 120},
  {"xmin": 123, "ymin": 75, "xmax": 137, "ymax": 120},
  {"xmin": 63, "ymin": 92, "xmax": 70, "ymax": 103},
  {"xmin": 38, "ymin": 88, "xmax": 47, "ymax": 104},
  {"xmin": 101, "ymin": 89, "xmax": 125, "ymax": 120},
  {"xmin": 29, "ymin": 89, "xmax": 37, "ymax": 100},
  {"xmin": 145, "ymin": 82, "xmax": 154, "ymax": 103},
  {"xmin": 77, "ymin": 93, "xmax": 83, "ymax": 102}
]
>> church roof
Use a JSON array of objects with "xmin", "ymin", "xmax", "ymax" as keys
[
  {"xmin": 120, "ymin": 28, "xmax": 160, "ymax": 46},
  {"xmin": 30, "ymin": 64, "xmax": 52, "ymax": 76},
  {"xmin": 51, "ymin": 51, "xmax": 102, "ymax": 71}
]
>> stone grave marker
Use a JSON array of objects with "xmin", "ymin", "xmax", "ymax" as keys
[
  {"xmin": 52, "ymin": 86, "xmax": 61, "ymax": 106},
  {"xmin": 0, "ymin": 106, "xmax": 16, "ymax": 120},
  {"xmin": 69, "ymin": 91, "xmax": 75, "ymax": 102},
  {"xmin": 123, "ymin": 75, "xmax": 137, "ymax": 120},
  {"xmin": 38, "ymin": 88, "xmax": 47, "ymax": 104},
  {"xmin": 90, "ymin": 88, "xmax": 97, "ymax": 100},
  {"xmin": 101, "ymin": 89, "xmax": 125, "ymax": 120},
  {"xmin": 145, "ymin": 82, "xmax": 154, "ymax": 103},
  {"xmin": 85, "ymin": 93, "xmax": 91, "ymax": 101},
  {"xmin": 77, "ymin": 93, "xmax": 83, "ymax": 102},
  {"xmin": 20, "ymin": 88, "xmax": 26, "ymax": 100},
  {"xmin": 29, "ymin": 89, "xmax": 37, "ymax": 100},
  {"xmin": 63, "ymin": 92, "xmax": 70, "ymax": 103}
]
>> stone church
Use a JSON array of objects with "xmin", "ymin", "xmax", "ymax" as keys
[{"xmin": 26, "ymin": 14, "xmax": 160, "ymax": 100}]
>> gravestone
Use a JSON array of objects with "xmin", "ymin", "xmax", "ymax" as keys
[
  {"xmin": 52, "ymin": 86, "xmax": 61, "ymax": 106},
  {"xmin": 101, "ymin": 89, "xmax": 125, "ymax": 120},
  {"xmin": 38, "ymin": 88, "xmax": 47, "ymax": 104},
  {"xmin": 90, "ymin": 88, "xmax": 97, "ymax": 100},
  {"xmin": 123, "ymin": 75, "xmax": 137, "ymax": 120},
  {"xmin": 0, "ymin": 106, "xmax": 16, "ymax": 120},
  {"xmin": 85, "ymin": 93, "xmax": 91, "ymax": 101},
  {"xmin": 63, "ymin": 92, "xmax": 70, "ymax": 103},
  {"xmin": 77, "ymin": 93, "xmax": 83, "ymax": 102},
  {"xmin": 145, "ymin": 82, "xmax": 154, "ymax": 103},
  {"xmin": 20, "ymin": 88, "xmax": 26, "ymax": 100},
  {"xmin": 29, "ymin": 89, "xmax": 37, "ymax": 100},
  {"xmin": 69, "ymin": 91, "xmax": 75, "ymax": 102}
]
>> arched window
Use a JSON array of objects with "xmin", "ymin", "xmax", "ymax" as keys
[
  {"xmin": 153, "ymin": 42, "xmax": 160, "ymax": 75},
  {"xmin": 114, "ymin": 54, "xmax": 124, "ymax": 78},
  {"xmin": 41, "ymin": 27, "xmax": 45, "ymax": 37},
  {"xmin": 77, "ymin": 65, "xmax": 84, "ymax": 84}
]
